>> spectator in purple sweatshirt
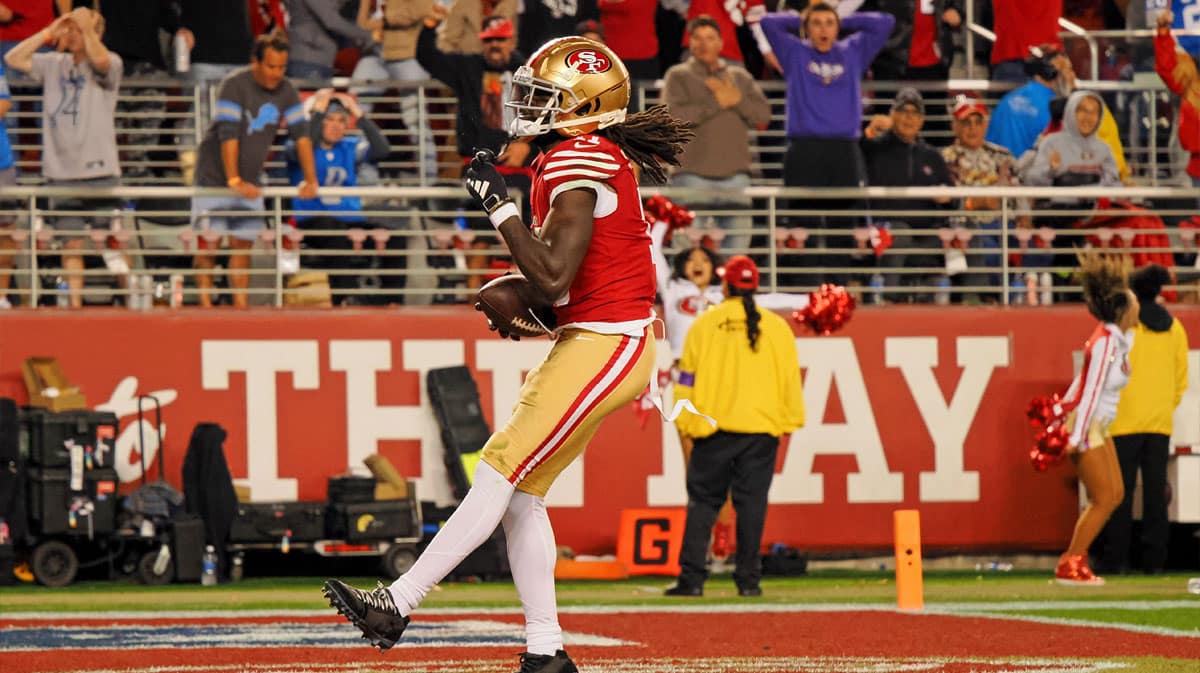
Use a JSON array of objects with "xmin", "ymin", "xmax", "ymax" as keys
[{"xmin": 761, "ymin": 4, "xmax": 893, "ymax": 287}]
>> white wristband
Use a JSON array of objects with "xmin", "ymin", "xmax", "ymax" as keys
[{"xmin": 488, "ymin": 201, "xmax": 520, "ymax": 229}]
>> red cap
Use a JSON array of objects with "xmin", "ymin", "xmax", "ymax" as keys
[
  {"xmin": 952, "ymin": 96, "xmax": 988, "ymax": 120},
  {"xmin": 479, "ymin": 16, "xmax": 514, "ymax": 40},
  {"xmin": 717, "ymin": 255, "xmax": 760, "ymax": 291}
]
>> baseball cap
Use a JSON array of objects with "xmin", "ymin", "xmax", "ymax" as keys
[
  {"xmin": 891, "ymin": 87, "xmax": 924, "ymax": 115},
  {"xmin": 716, "ymin": 255, "xmax": 760, "ymax": 291},
  {"xmin": 952, "ymin": 95, "xmax": 987, "ymax": 120},
  {"xmin": 575, "ymin": 19, "xmax": 605, "ymax": 42},
  {"xmin": 479, "ymin": 16, "xmax": 514, "ymax": 40}
]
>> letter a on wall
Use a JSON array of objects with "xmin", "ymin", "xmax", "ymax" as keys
[{"xmin": 616, "ymin": 508, "xmax": 687, "ymax": 576}]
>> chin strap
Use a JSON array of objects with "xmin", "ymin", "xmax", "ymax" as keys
[{"xmin": 645, "ymin": 318, "xmax": 716, "ymax": 427}]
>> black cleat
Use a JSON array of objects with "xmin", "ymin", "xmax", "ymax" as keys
[
  {"xmin": 322, "ymin": 578, "xmax": 410, "ymax": 652},
  {"xmin": 663, "ymin": 581, "xmax": 703, "ymax": 597},
  {"xmin": 516, "ymin": 649, "xmax": 579, "ymax": 673},
  {"xmin": 737, "ymin": 584, "xmax": 763, "ymax": 597}
]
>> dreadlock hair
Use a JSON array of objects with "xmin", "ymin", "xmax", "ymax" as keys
[
  {"xmin": 672, "ymin": 246, "xmax": 722, "ymax": 285},
  {"xmin": 1075, "ymin": 249, "xmax": 1132, "ymax": 324},
  {"xmin": 728, "ymin": 286, "xmax": 762, "ymax": 352},
  {"xmin": 599, "ymin": 105, "xmax": 695, "ymax": 184}
]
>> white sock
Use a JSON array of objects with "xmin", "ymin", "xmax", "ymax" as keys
[
  {"xmin": 503, "ymin": 489, "xmax": 562, "ymax": 656},
  {"xmin": 388, "ymin": 461, "xmax": 515, "ymax": 615}
]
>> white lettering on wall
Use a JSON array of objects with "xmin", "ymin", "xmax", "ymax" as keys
[
  {"xmin": 1172, "ymin": 350, "xmax": 1200, "ymax": 447},
  {"xmin": 95, "ymin": 377, "xmax": 178, "ymax": 484},
  {"xmin": 329, "ymin": 339, "xmax": 464, "ymax": 507},
  {"xmin": 771, "ymin": 337, "xmax": 903, "ymax": 504},
  {"xmin": 201, "ymin": 340, "xmax": 320, "ymax": 501},
  {"xmin": 886, "ymin": 336, "xmax": 1009, "ymax": 502}
]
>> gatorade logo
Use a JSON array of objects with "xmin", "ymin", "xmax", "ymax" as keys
[
  {"xmin": 355, "ymin": 514, "xmax": 375, "ymax": 533},
  {"xmin": 566, "ymin": 49, "xmax": 612, "ymax": 74}
]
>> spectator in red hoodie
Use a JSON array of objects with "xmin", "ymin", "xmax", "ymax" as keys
[
  {"xmin": 1155, "ymin": 9, "xmax": 1200, "ymax": 188},
  {"xmin": 598, "ymin": 0, "xmax": 658, "ymax": 81}
]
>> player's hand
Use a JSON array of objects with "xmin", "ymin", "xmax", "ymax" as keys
[
  {"xmin": 298, "ymin": 180, "xmax": 318, "ymax": 200},
  {"xmin": 464, "ymin": 149, "xmax": 512, "ymax": 215},
  {"xmin": 474, "ymin": 301, "xmax": 521, "ymax": 340}
]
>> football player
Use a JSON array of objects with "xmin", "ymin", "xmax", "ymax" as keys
[{"xmin": 324, "ymin": 35, "xmax": 694, "ymax": 673}]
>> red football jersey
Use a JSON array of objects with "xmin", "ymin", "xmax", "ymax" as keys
[{"xmin": 529, "ymin": 134, "xmax": 656, "ymax": 330}]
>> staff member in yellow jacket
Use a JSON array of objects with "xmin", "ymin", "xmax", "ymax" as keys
[
  {"xmin": 666, "ymin": 255, "xmax": 805, "ymax": 598},
  {"xmin": 1098, "ymin": 264, "xmax": 1189, "ymax": 575}
]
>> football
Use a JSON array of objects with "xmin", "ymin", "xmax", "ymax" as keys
[{"xmin": 475, "ymin": 274, "xmax": 557, "ymax": 338}]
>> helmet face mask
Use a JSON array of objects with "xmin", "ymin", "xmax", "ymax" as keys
[{"xmin": 505, "ymin": 37, "xmax": 630, "ymax": 139}]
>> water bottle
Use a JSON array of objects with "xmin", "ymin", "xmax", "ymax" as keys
[
  {"xmin": 230, "ymin": 553, "xmax": 244, "ymax": 582},
  {"xmin": 869, "ymin": 273, "xmax": 884, "ymax": 305},
  {"xmin": 453, "ymin": 207, "xmax": 468, "ymax": 232},
  {"xmin": 55, "ymin": 276, "xmax": 69, "ymax": 308},
  {"xmin": 201, "ymin": 545, "xmax": 218, "ymax": 586},
  {"xmin": 1039, "ymin": 272, "xmax": 1054, "ymax": 306},
  {"xmin": 174, "ymin": 32, "xmax": 191, "ymax": 74},
  {"xmin": 1008, "ymin": 275, "xmax": 1025, "ymax": 305},
  {"xmin": 934, "ymin": 275, "xmax": 951, "ymax": 305},
  {"xmin": 1188, "ymin": 578, "xmax": 1200, "ymax": 595}
]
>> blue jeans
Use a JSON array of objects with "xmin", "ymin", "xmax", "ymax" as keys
[
  {"xmin": 991, "ymin": 59, "xmax": 1029, "ymax": 84},
  {"xmin": 286, "ymin": 60, "xmax": 334, "ymax": 82},
  {"xmin": 670, "ymin": 172, "xmax": 754, "ymax": 254},
  {"xmin": 352, "ymin": 55, "xmax": 437, "ymax": 182}
]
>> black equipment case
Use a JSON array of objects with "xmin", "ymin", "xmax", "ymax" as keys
[
  {"xmin": 327, "ymin": 475, "xmax": 376, "ymax": 505},
  {"xmin": 326, "ymin": 499, "xmax": 417, "ymax": 542},
  {"xmin": 229, "ymin": 501, "xmax": 326, "ymax": 543},
  {"xmin": 20, "ymin": 408, "xmax": 119, "ymax": 468},
  {"xmin": 426, "ymin": 366, "xmax": 492, "ymax": 499},
  {"xmin": 26, "ymin": 466, "xmax": 119, "ymax": 536}
]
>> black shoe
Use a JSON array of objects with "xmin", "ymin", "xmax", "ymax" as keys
[
  {"xmin": 664, "ymin": 581, "xmax": 703, "ymax": 597},
  {"xmin": 322, "ymin": 578, "xmax": 410, "ymax": 652},
  {"xmin": 737, "ymin": 584, "xmax": 763, "ymax": 597},
  {"xmin": 517, "ymin": 649, "xmax": 579, "ymax": 673}
]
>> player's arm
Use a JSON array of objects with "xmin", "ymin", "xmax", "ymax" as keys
[{"xmin": 464, "ymin": 151, "xmax": 594, "ymax": 304}]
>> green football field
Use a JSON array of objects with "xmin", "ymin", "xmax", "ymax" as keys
[{"xmin": 3, "ymin": 570, "xmax": 1198, "ymax": 632}]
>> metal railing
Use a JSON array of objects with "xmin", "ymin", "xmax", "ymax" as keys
[
  {"xmin": 2, "ymin": 71, "xmax": 1194, "ymax": 188},
  {"xmin": 0, "ymin": 184, "xmax": 1196, "ymax": 309}
]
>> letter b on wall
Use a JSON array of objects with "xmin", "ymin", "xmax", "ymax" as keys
[{"xmin": 616, "ymin": 508, "xmax": 686, "ymax": 576}]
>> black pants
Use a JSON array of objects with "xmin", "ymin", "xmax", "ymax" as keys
[
  {"xmin": 781, "ymin": 137, "xmax": 867, "ymax": 287},
  {"xmin": 296, "ymin": 216, "xmax": 370, "ymax": 303},
  {"xmin": 677, "ymin": 431, "xmax": 779, "ymax": 589},
  {"xmin": 1100, "ymin": 433, "xmax": 1171, "ymax": 573}
]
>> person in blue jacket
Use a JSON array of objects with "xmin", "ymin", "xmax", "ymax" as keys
[
  {"xmin": 760, "ymin": 3, "xmax": 893, "ymax": 286},
  {"xmin": 286, "ymin": 89, "xmax": 390, "ymax": 305}
]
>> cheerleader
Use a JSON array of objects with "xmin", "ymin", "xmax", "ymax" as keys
[{"xmin": 1055, "ymin": 251, "xmax": 1140, "ymax": 586}]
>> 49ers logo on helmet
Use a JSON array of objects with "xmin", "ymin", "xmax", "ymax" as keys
[{"xmin": 566, "ymin": 49, "xmax": 612, "ymax": 74}]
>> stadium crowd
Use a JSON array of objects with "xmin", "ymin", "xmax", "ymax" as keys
[{"xmin": 0, "ymin": 0, "xmax": 1193, "ymax": 308}]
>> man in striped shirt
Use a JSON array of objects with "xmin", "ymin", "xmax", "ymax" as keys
[{"xmin": 191, "ymin": 30, "xmax": 318, "ymax": 308}]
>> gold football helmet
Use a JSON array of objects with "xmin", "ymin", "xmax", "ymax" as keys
[{"xmin": 507, "ymin": 36, "xmax": 630, "ymax": 138}]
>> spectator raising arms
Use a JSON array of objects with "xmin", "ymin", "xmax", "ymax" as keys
[
  {"xmin": 440, "ymin": 0, "xmax": 519, "ymax": 55},
  {"xmin": 5, "ymin": 7, "xmax": 123, "ymax": 309},
  {"xmin": 286, "ymin": 90, "xmax": 391, "ymax": 305},
  {"xmin": 760, "ymin": 4, "xmax": 893, "ymax": 286},
  {"xmin": 1155, "ymin": 9, "xmax": 1200, "ymax": 187}
]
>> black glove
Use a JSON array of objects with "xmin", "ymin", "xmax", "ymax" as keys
[
  {"xmin": 464, "ymin": 148, "xmax": 512, "ymax": 215},
  {"xmin": 473, "ymin": 300, "xmax": 521, "ymax": 341}
]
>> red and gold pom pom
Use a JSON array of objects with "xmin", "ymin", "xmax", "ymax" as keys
[
  {"xmin": 1025, "ymin": 393, "xmax": 1063, "ymax": 428},
  {"xmin": 793, "ymin": 284, "xmax": 856, "ymax": 335},
  {"xmin": 643, "ymin": 194, "xmax": 694, "ymax": 230},
  {"xmin": 1026, "ymin": 392, "xmax": 1070, "ymax": 472}
]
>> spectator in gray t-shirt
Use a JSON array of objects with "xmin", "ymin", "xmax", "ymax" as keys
[
  {"xmin": 5, "ymin": 7, "xmax": 123, "ymax": 309},
  {"xmin": 192, "ymin": 30, "xmax": 318, "ymax": 308}
]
